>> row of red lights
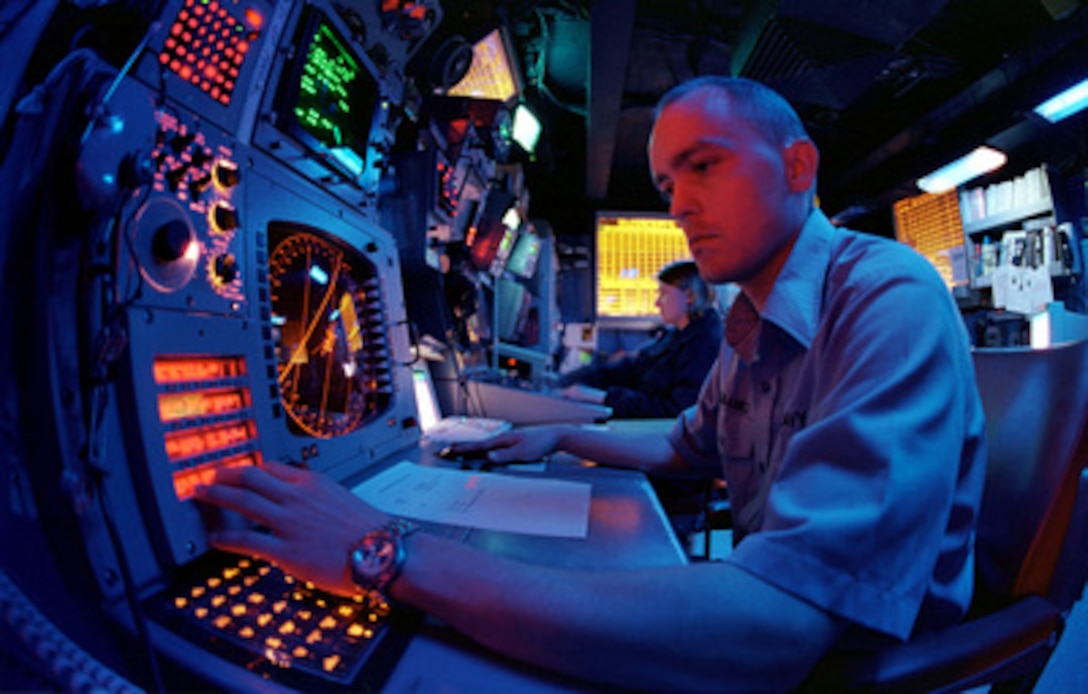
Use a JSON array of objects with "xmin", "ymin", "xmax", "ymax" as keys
[{"xmin": 159, "ymin": 0, "xmax": 257, "ymax": 106}]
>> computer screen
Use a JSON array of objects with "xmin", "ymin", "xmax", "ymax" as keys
[
  {"xmin": 445, "ymin": 27, "xmax": 521, "ymax": 102},
  {"xmin": 505, "ymin": 227, "xmax": 542, "ymax": 279},
  {"xmin": 467, "ymin": 187, "xmax": 519, "ymax": 273},
  {"xmin": 273, "ymin": 7, "xmax": 380, "ymax": 180},
  {"xmin": 595, "ymin": 212, "xmax": 691, "ymax": 320},
  {"xmin": 267, "ymin": 221, "xmax": 393, "ymax": 440}
]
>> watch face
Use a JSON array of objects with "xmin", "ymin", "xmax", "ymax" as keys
[
  {"xmin": 357, "ymin": 535, "xmax": 396, "ymax": 573},
  {"xmin": 351, "ymin": 530, "xmax": 402, "ymax": 590}
]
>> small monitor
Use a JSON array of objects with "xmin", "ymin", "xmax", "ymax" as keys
[
  {"xmin": 467, "ymin": 187, "xmax": 518, "ymax": 272},
  {"xmin": 445, "ymin": 28, "xmax": 521, "ymax": 102},
  {"xmin": 274, "ymin": 8, "xmax": 381, "ymax": 180},
  {"xmin": 505, "ymin": 228, "xmax": 542, "ymax": 279},
  {"xmin": 511, "ymin": 104, "xmax": 542, "ymax": 153}
]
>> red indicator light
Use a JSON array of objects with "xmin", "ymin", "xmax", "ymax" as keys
[
  {"xmin": 245, "ymin": 8, "xmax": 263, "ymax": 29},
  {"xmin": 153, "ymin": 355, "xmax": 246, "ymax": 384}
]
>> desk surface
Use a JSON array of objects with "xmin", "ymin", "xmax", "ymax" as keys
[{"xmin": 380, "ymin": 451, "xmax": 688, "ymax": 693}]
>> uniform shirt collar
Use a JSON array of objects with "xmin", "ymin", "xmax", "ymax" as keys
[{"xmin": 757, "ymin": 208, "xmax": 836, "ymax": 351}]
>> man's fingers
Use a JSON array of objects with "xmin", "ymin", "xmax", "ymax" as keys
[
  {"xmin": 208, "ymin": 527, "xmax": 281, "ymax": 562},
  {"xmin": 211, "ymin": 463, "xmax": 296, "ymax": 503},
  {"xmin": 259, "ymin": 460, "xmax": 311, "ymax": 483},
  {"xmin": 194, "ymin": 481, "xmax": 283, "ymax": 528}
]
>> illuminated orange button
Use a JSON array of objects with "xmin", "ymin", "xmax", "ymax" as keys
[
  {"xmin": 223, "ymin": 567, "xmax": 240, "ymax": 580},
  {"xmin": 265, "ymin": 636, "xmax": 283, "ymax": 649},
  {"xmin": 213, "ymin": 615, "xmax": 231, "ymax": 629},
  {"xmin": 227, "ymin": 585, "xmax": 241, "ymax": 596},
  {"xmin": 230, "ymin": 604, "xmax": 246, "ymax": 617},
  {"xmin": 272, "ymin": 601, "xmax": 288, "ymax": 614},
  {"xmin": 318, "ymin": 616, "xmax": 336, "ymax": 630},
  {"xmin": 243, "ymin": 576, "xmax": 258, "ymax": 587},
  {"xmin": 322, "ymin": 655, "xmax": 341, "ymax": 673},
  {"xmin": 347, "ymin": 624, "xmax": 364, "ymax": 638},
  {"xmin": 239, "ymin": 626, "xmax": 255, "ymax": 639},
  {"xmin": 174, "ymin": 597, "xmax": 188, "ymax": 609},
  {"xmin": 296, "ymin": 609, "xmax": 312, "ymax": 621},
  {"xmin": 194, "ymin": 607, "xmax": 209, "ymax": 619},
  {"xmin": 278, "ymin": 620, "xmax": 296, "ymax": 635},
  {"xmin": 337, "ymin": 605, "xmax": 354, "ymax": 618},
  {"xmin": 257, "ymin": 613, "xmax": 273, "ymax": 628},
  {"xmin": 191, "ymin": 586, "xmax": 206, "ymax": 598},
  {"xmin": 247, "ymin": 593, "xmax": 265, "ymax": 604},
  {"xmin": 211, "ymin": 595, "xmax": 226, "ymax": 608},
  {"xmin": 292, "ymin": 646, "xmax": 308, "ymax": 658},
  {"xmin": 207, "ymin": 577, "xmax": 222, "ymax": 588},
  {"xmin": 306, "ymin": 629, "xmax": 323, "ymax": 645}
]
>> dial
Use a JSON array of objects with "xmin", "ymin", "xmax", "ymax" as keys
[{"xmin": 268, "ymin": 228, "xmax": 379, "ymax": 438}]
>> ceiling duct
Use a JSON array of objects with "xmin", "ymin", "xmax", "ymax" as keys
[{"xmin": 732, "ymin": 0, "xmax": 952, "ymax": 109}]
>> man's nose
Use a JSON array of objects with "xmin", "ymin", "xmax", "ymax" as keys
[{"xmin": 669, "ymin": 185, "xmax": 695, "ymax": 222}]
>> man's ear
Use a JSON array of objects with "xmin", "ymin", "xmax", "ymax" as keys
[{"xmin": 783, "ymin": 139, "xmax": 819, "ymax": 193}]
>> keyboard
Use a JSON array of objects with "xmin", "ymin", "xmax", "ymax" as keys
[
  {"xmin": 422, "ymin": 415, "xmax": 511, "ymax": 444},
  {"xmin": 150, "ymin": 553, "xmax": 418, "ymax": 689}
]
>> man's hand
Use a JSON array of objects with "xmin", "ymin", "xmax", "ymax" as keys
[
  {"xmin": 561, "ymin": 384, "xmax": 607, "ymax": 404},
  {"xmin": 194, "ymin": 461, "xmax": 386, "ymax": 596},
  {"xmin": 446, "ymin": 424, "xmax": 571, "ymax": 465}
]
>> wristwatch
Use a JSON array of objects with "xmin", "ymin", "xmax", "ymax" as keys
[{"xmin": 348, "ymin": 518, "xmax": 419, "ymax": 595}]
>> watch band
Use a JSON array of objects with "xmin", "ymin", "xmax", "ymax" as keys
[{"xmin": 384, "ymin": 517, "xmax": 419, "ymax": 540}]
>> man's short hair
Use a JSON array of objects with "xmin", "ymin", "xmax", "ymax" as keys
[{"xmin": 653, "ymin": 76, "xmax": 810, "ymax": 148}]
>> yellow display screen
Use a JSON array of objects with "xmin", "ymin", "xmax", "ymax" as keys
[{"xmin": 595, "ymin": 213, "xmax": 690, "ymax": 318}]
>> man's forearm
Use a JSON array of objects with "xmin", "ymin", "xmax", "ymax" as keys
[{"xmin": 554, "ymin": 426, "xmax": 689, "ymax": 475}]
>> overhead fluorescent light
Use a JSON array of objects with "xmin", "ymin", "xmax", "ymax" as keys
[
  {"xmin": 916, "ymin": 146, "xmax": 1008, "ymax": 193},
  {"xmin": 1033, "ymin": 76, "xmax": 1088, "ymax": 123}
]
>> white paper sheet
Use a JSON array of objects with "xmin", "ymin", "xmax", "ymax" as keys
[{"xmin": 352, "ymin": 461, "xmax": 591, "ymax": 538}]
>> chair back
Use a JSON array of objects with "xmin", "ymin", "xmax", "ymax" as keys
[
  {"xmin": 971, "ymin": 339, "xmax": 1088, "ymax": 612},
  {"xmin": 802, "ymin": 339, "xmax": 1088, "ymax": 693}
]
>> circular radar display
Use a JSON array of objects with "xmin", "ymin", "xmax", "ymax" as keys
[{"xmin": 268, "ymin": 228, "xmax": 379, "ymax": 438}]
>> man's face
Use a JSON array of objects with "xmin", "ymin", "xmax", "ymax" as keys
[{"xmin": 648, "ymin": 90, "xmax": 800, "ymax": 286}]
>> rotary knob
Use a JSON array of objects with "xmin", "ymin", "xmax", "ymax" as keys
[
  {"xmin": 212, "ymin": 253, "xmax": 239, "ymax": 284},
  {"xmin": 210, "ymin": 201, "xmax": 240, "ymax": 233},
  {"xmin": 213, "ymin": 159, "xmax": 241, "ymax": 188}
]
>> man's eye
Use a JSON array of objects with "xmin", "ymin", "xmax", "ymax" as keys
[
  {"xmin": 658, "ymin": 186, "xmax": 673, "ymax": 204},
  {"xmin": 691, "ymin": 158, "xmax": 714, "ymax": 174}
]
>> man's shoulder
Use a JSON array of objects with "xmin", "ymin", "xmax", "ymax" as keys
[{"xmin": 826, "ymin": 226, "xmax": 945, "ymax": 290}]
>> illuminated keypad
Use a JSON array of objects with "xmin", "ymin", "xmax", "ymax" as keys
[{"xmin": 158, "ymin": 556, "xmax": 401, "ymax": 684}]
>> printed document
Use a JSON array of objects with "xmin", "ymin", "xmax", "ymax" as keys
[{"xmin": 352, "ymin": 461, "xmax": 591, "ymax": 538}]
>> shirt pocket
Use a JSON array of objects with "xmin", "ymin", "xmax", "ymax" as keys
[{"xmin": 719, "ymin": 409, "xmax": 756, "ymax": 482}]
